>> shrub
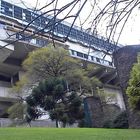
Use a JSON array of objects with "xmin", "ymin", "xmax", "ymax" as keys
[
  {"xmin": 112, "ymin": 111, "xmax": 129, "ymax": 128},
  {"xmin": 103, "ymin": 120, "xmax": 113, "ymax": 128}
]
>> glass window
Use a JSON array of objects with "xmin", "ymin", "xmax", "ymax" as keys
[
  {"xmin": 96, "ymin": 58, "xmax": 100, "ymax": 63},
  {"xmin": 14, "ymin": 6, "xmax": 22, "ymax": 20},
  {"xmin": 23, "ymin": 9, "xmax": 31, "ymax": 22},
  {"xmin": 109, "ymin": 62, "xmax": 113, "ymax": 66},
  {"xmin": 1, "ymin": 0, "xmax": 13, "ymax": 17},
  {"xmin": 16, "ymin": 33, "xmax": 30, "ymax": 42},
  {"xmin": 77, "ymin": 52, "xmax": 83, "ymax": 58},
  {"xmin": 84, "ymin": 54, "xmax": 88, "ymax": 59},
  {"xmin": 57, "ymin": 24, "xmax": 64, "ymax": 34},
  {"xmin": 41, "ymin": 17, "xmax": 46, "ymax": 28},
  {"xmin": 36, "ymin": 39, "xmax": 47, "ymax": 47},
  {"xmin": 77, "ymin": 31, "xmax": 83, "ymax": 41},
  {"xmin": 32, "ymin": 13, "xmax": 40, "ymax": 26},
  {"xmin": 83, "ymin": 33, "xmax": 90, "ymax": 44},
  {"xmin": 71, "ymin": 50, "xmax": 75, "ymax": 55},
  {"xmin": 69, "ymin": 29, "xmax": 77, "ymax": 38},
  {"xmin": 91, "ymin": 56, "xmax": 94, "ymax": 61},
  {"xmin": 63, "ymin": 25, "xmax": 70, "ymax": 36}
]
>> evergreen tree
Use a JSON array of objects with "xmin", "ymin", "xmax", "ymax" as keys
[
  {"xmin": 126, "ymin": 54, "xmax": 140, "ymax": 110},
  {"xmin": 26, "ymin": 77, "xmax": 84, "ymax": 127}
]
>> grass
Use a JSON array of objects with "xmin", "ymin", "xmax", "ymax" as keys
[{"xmin": 0, "ymin": 128, "xmax": 140, "ymax": 140}]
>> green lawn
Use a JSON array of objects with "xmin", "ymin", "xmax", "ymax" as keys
[{"xmin": 0, "ymin": 128, "xmax": 140, "ymax": 140}]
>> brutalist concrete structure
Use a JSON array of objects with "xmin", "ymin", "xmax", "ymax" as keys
[
  {"xmin": 0, "ymin": 0, "xmax": 125, "ymax": 123},
  {"xmin": 113, "ymin": 45, "xmax": 140, "ymax": 128},
  {"xmin": 84, "ymin": 96, "xmax": 104, "ymax": 127}
]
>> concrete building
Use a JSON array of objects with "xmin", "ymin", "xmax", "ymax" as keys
[{"xmin": 0, "ymin": 0, "xmax": 125, "ymax": 118}]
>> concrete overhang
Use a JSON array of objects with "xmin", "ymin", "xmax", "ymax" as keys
[
  {"xmin": 3, "ymin": 40, "xmax": 38, "ymax": 60},
  {"xmin": 0, "ymin": 63, "xmax": 21, "ymax": 76},
  {"xmin": 0, "ymin": 41, "xmax": 14, "ymax": 62},
  {"xmin": 90, "ymin": 66, "xmax": 119, "ymax": 86},
  {"xmin": 0, "ymin": 97, "xmax": 18, "ymax": 102}
]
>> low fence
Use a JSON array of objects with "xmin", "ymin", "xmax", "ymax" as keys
[
  {"xmin": 0, "ymin": 118, "xmax": 77, "ymax": 127},
  {"xmin": 0, "ymin": 118, "xmax": 56, "ymax": 127}
]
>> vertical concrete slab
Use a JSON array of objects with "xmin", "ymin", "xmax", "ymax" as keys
[
  {"xmin": 84, "ymin": 96, "xmax": 103, "ymax": 127},
  {"xmin": 0, "ymin": 41, "xmax": 14, "ymax": 62}
]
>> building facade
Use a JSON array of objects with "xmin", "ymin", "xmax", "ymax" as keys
[{"xmin": 0, "ymin": 0, "xmax": 125, "ymax": 118}]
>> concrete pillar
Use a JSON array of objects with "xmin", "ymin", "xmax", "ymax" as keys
[
  {"xmin": 113, "ymin": 45, "xmax": 140, "ymax": 128},
  {"xmin": 84, "ymin": 96, "xmax": 103, "ymax": 127}
]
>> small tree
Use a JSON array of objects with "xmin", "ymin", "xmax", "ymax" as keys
[
  {"xmin": 126, "ymin": 54, "xmax": 140, "ymax": 111},
  {"xmin": 26, "ymin": 77, "xmax": 84, "ymax": 127},
  {"xmin": 23, "ymin": 44, "xmax": 80, "ymax": 81},
  {"xmin": 7, "ymin": 102, "xmax": 25, "ymax": 120},
  {"xmin": 22, "ymin": 45, "xmax": 101, "ymax": 94},
  {"xmin": 11, "ymin": 45, "xmax": 102, "ymax": 126}
]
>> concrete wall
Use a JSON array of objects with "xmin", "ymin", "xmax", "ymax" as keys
[
  {"xmin": 0, "ymin": 86, "xmax": 11, "ymax": 98},
  {"xmin": 113, "ymin": 45, "xmax": 140, "ymax": 128},
  {"xmin": 103, "ymin": 86, "xmax": 125, "ymax": 110},
  {"xmin": 0, "ymin": 81, "xmax": 16, "ymax": 99},
  {"xmin": 84, "ymin": 97, "xmax": 104, "ymax": 127}
]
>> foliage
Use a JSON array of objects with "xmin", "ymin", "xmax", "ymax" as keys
[
  {"xmin": 112, "ymin": 111, "xmax": 129, "ymax": 129},
  {"xmin": 26, "ymin": 77, "xmax": 84, "ymax": 127},
  {"xmin": 103, "ymin": 111, "xmax": 129, "ymax": 129},
  {"xmin": 103, "ymin": 104, "xmax": 121, "ymax": 128},
  {"xmin": 12, "ymin": 45, "xmax": 102, "ymax": 126},
  {"xmin": 97, "ymin": 88, "xmax": 117, "ymax": 106},
  {"xmin": 7, "ymin": 102, "xmax": 25, "ymax": 120},
  {"xmin": 126, "ymin": 55, "xmax": 140, "ymax": 110},
  {"xmin": 23, "ymin": 44, "xmax": 79, "ymax": 80},
  {"xmin": 103, "ymin": 120, "xmax": 113, "ymax": 128},
  {"xmin": 11, "ymin": 76, "xmax": 28, "ymax": 94},
  {"xmin": 66, "ymin": 68, "xmax": 102, "ymax": 96},
  {"xmin": 14, "ymin": 45, "xmax": 101, "ymax": 97}
]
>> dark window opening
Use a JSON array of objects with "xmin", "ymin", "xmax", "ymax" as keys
[
  {"xmin": 0, "ymin": 75, "xmax": 11, "ymax": 82},
  {"xmin": 91, "ymin": 56, "xmax": 94, "ymax": 61},
  {"xmin": 109, "ymin": 62, "xmax": 113, "ymax": 66},
  {"xmin": 1, "ymin": 0, "xmax": 13, "ymax": 17},
  {"xmin": 23, "ymin": 9, "xmax": 31, "ymax": 22},
  {"xmin": 32, "ymin": 13, "xmax": 40, "ymax": 26},
  {"xmin": 77, "ymin": 52, "xmax": 83, "ymax": 58},
  {"xmin": 14, "ymin": 6, "xmax": 22, "ymax": 20},
  {"xmin": 71, "ymin": 50, "xmax": 75, "ymax": 55},
  {"xmin": 41, "ymin": 17, "xmax": 46, "ymax": 28},
  {"xmin": 12, "ymin": 73, "xmax": 19, "ymax": 85},
  {"xmin": 84, "ymin": 54, "xmax": 88, "ymax": 59},
  {"xmin": 96, "ymin": 58, "xmax": 100, "ymax": 63},
  {"xmin": 36, "ymin": 39, "xmax": 48, "ymax": 47}
]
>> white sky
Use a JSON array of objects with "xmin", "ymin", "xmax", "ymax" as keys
[{"xmin": 5, "ymin": 0, "xmax": 140, "ymax": 46}]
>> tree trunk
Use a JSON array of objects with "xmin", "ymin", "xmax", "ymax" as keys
[
  {"xmin": 62, "ymin": 122, "xmax": 66, "ymax": 128},
  {"xmin": 56, "ymin": 119, "xmax": 59, "ymax": 128}
]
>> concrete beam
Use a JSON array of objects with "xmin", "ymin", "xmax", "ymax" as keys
[
  {"xmin": 90, "ymin": 67, "xmax": 106, "ymax": 78},
  {"xmin": 112, "ymin": 78, "xmax": 120, "ymax": 86},
  {"xmin": 0, "ymin": 41, "xmax": 14, "ymax": 62},
  {"xmin": 0, "ymin": 97, "xmax": 17, "ymax": 102},
  {"xmin": 101, "ymin": 71, "xmax": 117, "ymax": 84},
  {"xmin": 4, "ymin": 57, "xmax": 22, "ymax": 67}
]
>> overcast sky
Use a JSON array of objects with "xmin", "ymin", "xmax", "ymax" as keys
[{"xmin": 5, "ymin": 0, "xmax": 140, "ymax": 46}]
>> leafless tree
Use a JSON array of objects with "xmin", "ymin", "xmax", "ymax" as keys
[{"xmin": 0, "ymin": 0, "xmax": 140, "ymax": 54}]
